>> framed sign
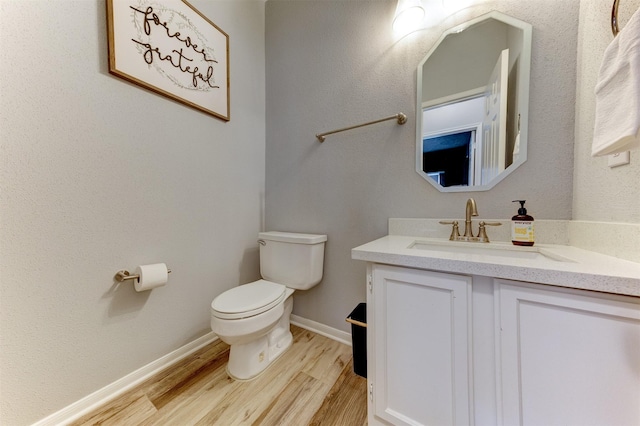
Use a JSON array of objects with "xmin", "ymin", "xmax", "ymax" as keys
[{"xmin": 107, "ymin": 0, "xmax": 230, "ymax": 121}]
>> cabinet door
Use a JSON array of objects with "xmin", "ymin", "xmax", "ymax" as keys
[
  {"xmin": 496, "ymin": 280, "xmax": 640, "ymax": 426},
  {"xmin": 370, "ymin": 264, "xmax": 472, "ymax": 426}
]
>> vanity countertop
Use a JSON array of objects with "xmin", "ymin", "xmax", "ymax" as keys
[{"xmin": 352, "ymin": 235, "xmax": 640, "ymax": 297}]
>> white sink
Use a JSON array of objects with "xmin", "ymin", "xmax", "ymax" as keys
[{"xmin": 409, "ymin": 240, "xmax": 575, "ymax": 263}]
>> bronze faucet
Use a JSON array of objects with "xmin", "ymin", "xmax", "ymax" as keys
[
  {"xmin": 463, "ymin": 198, "xmax": 478, "ymax": 238},
  {"xmin": 439, "ymin": 198, "xmax": 502, "ymax": 242}
]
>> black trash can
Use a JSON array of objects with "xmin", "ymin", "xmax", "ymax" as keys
[{"xmin": 346, "ymin": 302, "xmax": 367, "ymax": 378}]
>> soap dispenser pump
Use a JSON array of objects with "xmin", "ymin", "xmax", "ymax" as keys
[{"xmin": 511, "ymin": 200, "xmax": 534, "ymax": 246}]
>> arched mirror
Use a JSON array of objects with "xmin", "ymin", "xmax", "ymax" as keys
[{"xmin": 416, "ymin": 11, "xmax": 532, "ymax": 192}]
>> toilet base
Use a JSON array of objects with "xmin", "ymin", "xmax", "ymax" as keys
[{"xmin": 226, "ymin": 295, "xmax": 294, "ymax": 381}]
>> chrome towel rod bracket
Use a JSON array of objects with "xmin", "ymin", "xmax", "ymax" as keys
[{"xmin": 316, "ymin": 112, "xmax": 407, "ymax": 142}]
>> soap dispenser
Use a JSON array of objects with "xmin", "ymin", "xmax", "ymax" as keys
[{"xmin": 511, "ymin": 200, "xmax": 534, "ymax": 246}]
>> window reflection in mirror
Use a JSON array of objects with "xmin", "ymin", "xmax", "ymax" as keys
[{"xmin": 416, "ymin": 12, "xmax": 532, "ymax": 192}]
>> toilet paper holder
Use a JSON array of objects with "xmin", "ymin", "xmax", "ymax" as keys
[{"xmin": 115, "ymin": 268, "xmax": 172, "ymax": 283}]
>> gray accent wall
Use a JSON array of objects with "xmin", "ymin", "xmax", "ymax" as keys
[{"xmin": 266, "ymin": 0, "xmax": 580, "ymax": 332}]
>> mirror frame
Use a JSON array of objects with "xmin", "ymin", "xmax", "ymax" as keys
[{"xmin": 416, "ymin": 11, "xmax": 532, "ymax": 192}]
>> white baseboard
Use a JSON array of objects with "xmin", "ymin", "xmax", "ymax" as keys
[
  {"xmin": 32, "ymin": 332, "xmax": 219, "ymax": 426},
  {"xmin": 33, "ymin": 316, "xmax": 351, "ymax": 426},
  {"xmin": 291, "ymin": 314, "xmax": 352, "ymax": 346}
]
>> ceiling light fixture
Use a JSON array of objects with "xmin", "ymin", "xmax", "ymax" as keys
[{"xmin": 392, "ymin": 0, "xmax": 426, "ymax": 35}]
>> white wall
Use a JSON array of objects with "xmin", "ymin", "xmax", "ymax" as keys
[
  {"xmin": 573, "ymin": 0, "xmax": 640, "ymax": 222},
  {"xmin": 0, "ymin": 1, "xmax": 265, "ymax": 424},
  {"xmin": 265, "ymin": 0, "xmax": 579, "ymax": 333}
]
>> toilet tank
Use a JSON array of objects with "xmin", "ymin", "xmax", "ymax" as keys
[{"xmin": 258, "ymin": 231, "xmax": 327, "ymax": 290}]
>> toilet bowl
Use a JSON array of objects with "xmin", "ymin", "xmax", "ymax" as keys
[{"xmin": 210, "ymin": 231, "xmax": 326, "ymax": 380}]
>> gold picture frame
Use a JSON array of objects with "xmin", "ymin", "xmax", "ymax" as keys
[{"xmin": 106, "ymin": 0, "xmax": 230, "ymax": 121}]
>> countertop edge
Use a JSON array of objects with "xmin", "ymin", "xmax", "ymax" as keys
[{"xmin": 351, "ymin": 236, "xmax": 640, "ymax": 298}]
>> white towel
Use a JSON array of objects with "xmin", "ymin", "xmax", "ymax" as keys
[{"xmin": 592, "ymin": 7, "xmax": 640, "ymax": 157}]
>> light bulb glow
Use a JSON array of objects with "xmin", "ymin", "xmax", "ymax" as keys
[{"xmin": 392, "ymin": 0, "xmax": 426, "ymax": 35}]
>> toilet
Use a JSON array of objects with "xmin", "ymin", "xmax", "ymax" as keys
[{"xmin": 210, "ymin": 231, "xmax": 327, "ymax": 380}]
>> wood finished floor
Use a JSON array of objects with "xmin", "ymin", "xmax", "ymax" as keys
[{"xmin": 71, "ymin": 325, "xmax": 367, "ymax": 426}]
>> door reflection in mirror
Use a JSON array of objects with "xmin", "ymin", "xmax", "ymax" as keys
[{"xmin": 422, "ymin": 97, "xmax": 483, "ymax": 187}]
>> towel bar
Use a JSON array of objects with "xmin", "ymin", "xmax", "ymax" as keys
[{"xmin": 316, "ymin": 113, "xmax": 407, "ymax": 142}]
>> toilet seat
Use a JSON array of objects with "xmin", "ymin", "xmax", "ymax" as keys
[{"xmin": 211, "ymin": 280, "xmax": 286, "ymax": 320}]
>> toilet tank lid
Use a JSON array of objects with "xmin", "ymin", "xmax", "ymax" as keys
[{"xmin": 259, "ymin": 231, "xmax": 327, "ymax": 244}]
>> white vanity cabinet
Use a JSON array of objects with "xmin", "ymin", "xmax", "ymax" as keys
[
  {"xmin": 364, "ymin": 263, "xmax": 640, "ymax": 426},
  {"xmin": 354, "ymin": 234, "xmax": 640, "ymax": 425},
  {"xmin": 495, "ymin": 280, "xmax": 640, "ymax": 426},
  {"xmin": 367, "ymin": 264, "xmax": 472, "ymax": 426}
]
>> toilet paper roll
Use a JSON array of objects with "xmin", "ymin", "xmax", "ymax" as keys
[{"xmin": 134, "ymin": 263, "xmax": 168, "ymax": 292}]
